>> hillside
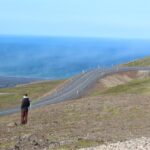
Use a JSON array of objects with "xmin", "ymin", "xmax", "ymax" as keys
[
  {"xmin": 123, "ymin": 56, "xmax": 150, "ymax": 67},
  {"xmin": 0, "ymin": 80, "xmax": 64, "ymax": 110},
  {"xmin": 0, "ymin": 76, "xmax": 41, "ymax": 88},
  {"xmin": 85, "ymin": 57, "xmax": 150, "ymax": 97},
  {"xmin": 86, "ymin": 70, "xmax": 150, "ymax": 97},
  {"xmin": 1, "ymin": 94, "xmax": 150, "ymax": 150},
  {"xmin": 1, "ymin": 57, "xmax": 150, "ymax": 150}
]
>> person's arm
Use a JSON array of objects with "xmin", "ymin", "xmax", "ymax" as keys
[{"xmin": 29, "ymin": 98, "xmax": 32, "ymax": 109}]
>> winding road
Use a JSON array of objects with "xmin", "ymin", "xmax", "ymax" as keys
[{"xmin": 0, "ymin": 66, "xmax": 150, "ymax": 116}]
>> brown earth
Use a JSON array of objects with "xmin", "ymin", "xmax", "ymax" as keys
[
  {"xmin": 85, "ymin": 70, "xmax": 150, "ymax": 97},
  {"xmin": 1, "ymin": 94, "xmax": 150, "ymax": 150}
]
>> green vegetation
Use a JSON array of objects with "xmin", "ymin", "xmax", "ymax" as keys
[
  {"xmin": 98, "ymin": 77, "xmax": 150, "ymax": 95},
  {"xmin": 1, "ymin": 56, "xmax": 150, "ymax": 149},
  {"xmin": 0, "ymin": 80, "xmax": 64, "ymax": 109},
  {"xmin": 87, "ymin": 56, "xmax": 150, "ymax": 96},
  {"xmin": 56, "ymin": 139, "xmax": 103, "ymax": 150},
  {"xmin": 1, "ymin": 93, "xmax": 148, "ymax": 149},
  {"xmin": 0, "ymin": 141, "xmax": 15, "ymax": 149},
  {"xmin": 124, "ymin": 56, "xmax": 150, "ymax": 66}
]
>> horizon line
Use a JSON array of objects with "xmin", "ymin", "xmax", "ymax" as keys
[{"xmin": 0, "ymin": 34, "xmax": 150, "ymax": 41}]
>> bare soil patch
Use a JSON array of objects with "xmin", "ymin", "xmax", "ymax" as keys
[{"xmin": 85, "ymin": 70, "xmax": 150, "ymax": 97}]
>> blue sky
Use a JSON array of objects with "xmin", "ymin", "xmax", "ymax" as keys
[{"xmin": 0, "ymin": 0, "xmax": 150, "ymax": 39}]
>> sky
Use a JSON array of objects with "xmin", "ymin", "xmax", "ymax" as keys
[{"xmin": 0, "ymin": 0, "xmax": 150, "ymax": 39}]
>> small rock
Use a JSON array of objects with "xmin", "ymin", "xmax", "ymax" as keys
[
  {"xmin": 49, "ymin": 141, "xmax": 60, "ymax": 147},
  {"xmin": 22, "ymin": 133, "xmax": 32, "ymax": 139},
  {"xmin": 7, "ymin": 122, "xmax": 17, "ymax": 127},
  {"xmin": 78, "ymin": 138, "xmax": 83, "ymax": 141},
  {"xmin": 53, "ymin": 121, "xmax": 58, "ymax": 124},
  {"xmin": 32, "ymin": 140, "xmax": 39, "ymax": 146},
  {"xmin": 14, "ymin": 145, "xmax": 20, "ymax": 150},
  {"xmin": 11, "ymin": 136, "xmax": 17, "ymax": 140}
]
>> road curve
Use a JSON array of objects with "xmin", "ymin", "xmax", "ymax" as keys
[{"xmin": 0, "ymin": 66, "xmax": 150, "ymax": 116}]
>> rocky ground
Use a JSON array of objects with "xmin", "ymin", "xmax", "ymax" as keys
[
  {"xmin": 1, "ymin": 94, "xmax": 150, "ymax": 150},
  {"xmin": 80, "ymin": 137, "xmax": 150, "ymax": 150}
]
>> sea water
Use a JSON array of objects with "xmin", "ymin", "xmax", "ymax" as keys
[{"xmin": 0, "ymin": 36, "xmax": 149, "ymax": 79}]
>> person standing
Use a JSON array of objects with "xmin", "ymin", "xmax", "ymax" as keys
[{"xmin": 21, "ymin": 94, "xmax": 30, "ymax": 125}]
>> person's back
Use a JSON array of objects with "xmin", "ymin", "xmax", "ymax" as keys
[
  {"xmin": 21, "ymin": 94, "xmax": 30, "ymax": 124},
  {"xmin": 21, "ymin": 97, "xmax": 30, "ymax": 110}
]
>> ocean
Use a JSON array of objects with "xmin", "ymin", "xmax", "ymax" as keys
[{"xmin": 0, "ymin": 36, "xmax": 150, "ymax": 79}]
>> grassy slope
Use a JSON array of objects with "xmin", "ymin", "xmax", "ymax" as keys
[
  {"xmin": 0, "ymin": 80, "xmax": 64, "ymax": 110},
  {"xmin": 1, "ymin": 57, "xmax": 150, "ymax": 149},
  {"xmin": 107, "ymin": 56, "xmax": 150, "ymax": 95},
  {"xmin": 100, "ymin": 77, "xmax": 150, "ymax": 95},
  {"xmin": 1, "ymin": 56, "xmax": 150, "ymax": 109},
  {"xmin": 88, "ymin": 56, "xmax": 150, "ymax": 96},
  {"xmin": 1, "ymin": 95, "xmax": 150, "ymax": 150},
  {"xmin": 123, "ymin": 56, "xmax": 150, "ymax": 67}
]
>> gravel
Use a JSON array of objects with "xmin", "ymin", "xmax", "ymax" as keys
[{"xmin": 79, "ymin": 137, "xmax": 150, "ymax": 150}]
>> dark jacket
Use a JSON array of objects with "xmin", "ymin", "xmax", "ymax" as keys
[{"xmin": 21, "ymin": 97, "xmax": 30, "ymax": 110}]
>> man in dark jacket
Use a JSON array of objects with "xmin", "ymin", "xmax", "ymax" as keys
[{"xmin": 21, "ymin": 94, "xmax": 30, "ymax": 124}]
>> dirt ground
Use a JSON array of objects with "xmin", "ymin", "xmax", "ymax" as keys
[
  {"xmin": 85, "ymin": 70, "xmax": 150, "ymax": 97},
  {"xmin": 1, "ymin": 94, "xmax": 150, "ymax": 150}
]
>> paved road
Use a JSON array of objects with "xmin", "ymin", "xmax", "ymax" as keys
[{"xmin": 0, "ymin": 66, "xmax": 150, "ymax": 116}]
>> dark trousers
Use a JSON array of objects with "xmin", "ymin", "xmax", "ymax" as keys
[{"xmin": 21, "ymin": 109, "xmax": 28, "ymax": 124}]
